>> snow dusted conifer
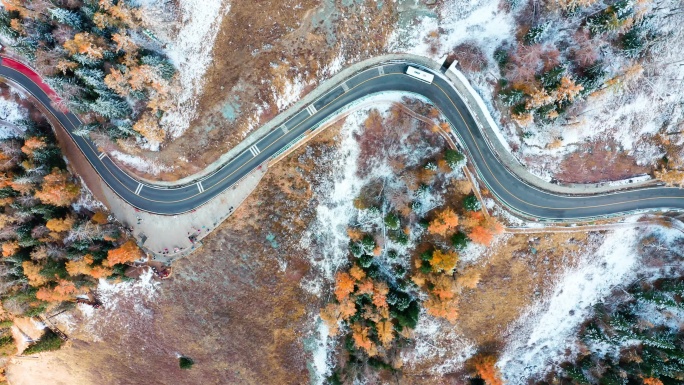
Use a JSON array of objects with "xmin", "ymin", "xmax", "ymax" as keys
[{"xmin": 49, "ymin": 8, "xmax": 83, "ymax": 30}]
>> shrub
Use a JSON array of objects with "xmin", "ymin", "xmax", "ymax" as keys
[
  {"xmin": 463, "ymin": 194, "xmax": 481, "ymax": 212},
  {"xmin": 451, "ymin": 231, "xmax": 470, "ymax": 249},
  {"xmin": 445, "ymin": 149, "xmax": 465, "ymax": 169},
  {"xmin": 384, "ymin": 213, "xmax": 400, "ymax": 230},
  {"xmin": 179, "ymin": 356, "xmax": 194, "ymax": 370}
]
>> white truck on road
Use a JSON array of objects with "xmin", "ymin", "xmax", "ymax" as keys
[{"xmin": 406, "ymin": 66, "xmax": 434, "ymax": 84}]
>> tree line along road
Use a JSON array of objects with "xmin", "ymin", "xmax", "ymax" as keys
[{"xmin": 1, "ymin": 56, "xmax": 682, "ymax": 220}]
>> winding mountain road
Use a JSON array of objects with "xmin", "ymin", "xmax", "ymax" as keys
[{"xmin": 1, "ymin": 57, "xmax": 682, "ymax": 220}]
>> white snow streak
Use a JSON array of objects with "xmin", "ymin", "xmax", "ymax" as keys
[
  {"xmin": 499, "ymin": 230, "xmax": 641, "ymax": 383},
  {"xmin": 159, "ymin": 0, "xmax": 231, "ymax": 138}
]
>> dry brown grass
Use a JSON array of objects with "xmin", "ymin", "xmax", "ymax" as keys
[{"xmin": 555, "ymin": 140, "xmax": 651, "ymax": 183}]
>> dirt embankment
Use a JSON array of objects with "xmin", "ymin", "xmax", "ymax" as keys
[{"xmin": 122, "ymin": 0, "xmax": 399, "ymax": 180}]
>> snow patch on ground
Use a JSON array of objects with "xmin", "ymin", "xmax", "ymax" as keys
[
  {"xmin": 499, "ymin": 229, "xmax": 643, "ymax": 382},
  {"xmin": 402, "ymin": 315, "xmax": 476, "ymax": 374},
  {"xmin": 388, "ymin": 0, "xmax": 515, "ymax": 61},
  {"xmin": 307, "ymin": 109, "xmax": 365, "ymax": 282},
  {"xmin": 79, "ymin": 270, "xmax": 159, "ymax": 342},
  {"xmin": 274, "ymin": 74, "xmax": 307, "ymax": 111},
  {"xmin": 0, "ymin": 95, "xmax": 28, "ymax": 139},
  {"xmin": 109, "ymin": 151, "xmax": 174, "ymax": 175},
  {"xmin": 145, "ymin": 0, "xmax": 230, "ymax": 138},
  {"xmin": 306, "ymin": 317, "xmax": 333, "ymax": 385}
]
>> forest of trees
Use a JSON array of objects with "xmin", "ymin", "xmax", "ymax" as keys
[
  {"xmin": 496, "ymin": 0, "xmax": 653, "ymax": 127},
  {"xmin": 322, "ymin": 108, "xmax": 504, "ymax": 383},
  {"xmin": 0, "ymin": 0, "xmax": 176, "ymax": 146},
  {"xmin": 0, "ymin": 113, "xmax": 141, "ymax": 354},
  {"xmin": 537, "ymin": 278, "xmax": 684, "ymax": 385}
]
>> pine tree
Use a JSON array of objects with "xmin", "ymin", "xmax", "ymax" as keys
[
  {"xmin": 74, "ymin": 68, "xmax": 107, "ymax": 91},
  {"xmin": 0, "ymin": 10, "xmax": 18, "ymax": 40},
  {"xmin": 90, "ymin": 95, "xmax": 131, "ymax": 119},
  {"xmin": 463, "ymin": 194, "xmax": 481, "ymax": 211},
  {"xmin": 49, "ymin": 8, "xmax": 83, "ymax": 30}
]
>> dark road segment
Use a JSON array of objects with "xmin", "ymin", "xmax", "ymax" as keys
[{"xmin": 1, "ymin": 57, "xmax": 682, "ymax": 220}]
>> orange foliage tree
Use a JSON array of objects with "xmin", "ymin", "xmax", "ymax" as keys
[
  {"xmin": 351, "ymin": 323, "xmax": 377, "ymax": 356},
  {"xmin": 472, "ymin": 354, "xmax": 503, "ymax": 385},
  {"xmin": 334, "ymin": 272, "xmax": 355, "ymax": 301},
  {"xmin": 464, "ymin": 212, "xmax": 504, "ymax": 246},
  {"xmin": 425, "ymin": 296, "xmax": 459, "ymax": 323},
  {"xmin": 428, "ymin": 208, "xmax": 459, "ymax": 237},
  {"xmin": 36, "ymin": 280, "xmax": 78, "ymax": 302},
  {"xmin": 20, "ymin": 137, "xmax": 45, "ymax": 156},
  {"xmin": 1, "ymin": 241, "xmax": 19, "ymax": 257},
  {"xmin": 35, "ymin": 169, "xmax": 80, "ymax": 207},
  {"xmin": 106, "ymin": 240, "xmax": 141, "ymax": 266}
]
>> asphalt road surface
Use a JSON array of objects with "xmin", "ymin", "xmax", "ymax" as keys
[{"xmin": 1, "ymin": 58, "xmax": 683, "ymax": 220}]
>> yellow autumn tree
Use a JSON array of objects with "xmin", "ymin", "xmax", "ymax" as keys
[
  {"xmin": 338, "ymin": 298, "xmax": 357, "ymax": 320},
  {"xmin": 66, "ymin": 255, "xmax": 94, "ymax": 276},
  {"xmin": 430, "ymin": 249, "xmax": 459, "ymax": 274},
  {"xmin": 429, "ymin": 275, "xmax": 457, "ymax": 300},
  {"xmin": 655, "ymin": 168, "xmax": 684, "ymax": 187},
  {"xmin": 56, "ymin": 60, "xmax": 78, "ymax": 75},
  {"xmin": 1, "ymin": 0, "xmax": 33, "ymax": 18},
  {"xmin": 104, "ymin": 67, "xmax": 130, "ymax": 96},
  {"xmin": 526, "ymin": 88, "xmax": 554, "ymax": 109},
  {"xmin": 106, "ymin": 240, "xmax": 141, "ymax": 266},
  {"xmin": 132, "ymin": 112, "xmax": 165, "ymax": 144},
  {"xmin": 377, "ymin": 320, "xmax": 394, "ymax": 347},
  {"xmin": 556, "ymin": 77, "xmax": 584, "ymax": 102},
  {"xmin": 90, "ymin": 265, "xmax": 114, "ymax": 279},
  {"xmin": 35, "ymin": 169, "xmax": 80, "ymax": 207},
  {"xmin": 22, "ymin": 261, "xmax": 48, "ymax": 287},
  {"xmin": 428, "ymin": 208, "xmax": 459, "ymax": 237},
  {"xmin": 91, "ymin": 211, "xmax": 109, "ymax": 225},
  {"xmin": 320, "ymin": 303, "xmax": 342, "ymax": 336},
  {"xmin": 63, "ymin": 33, "xmax": 104, "ymax": 59},
  {"xmin": 112, "ymin": 32, "xmax": 138, "ymax": 53},
  {"xmin": 512, "ymin": 112, "xmax": 533, "ymax": 127},
  {"xmin": 46, "ymin": 216, "xmax": 75, "ymax": 233}
]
